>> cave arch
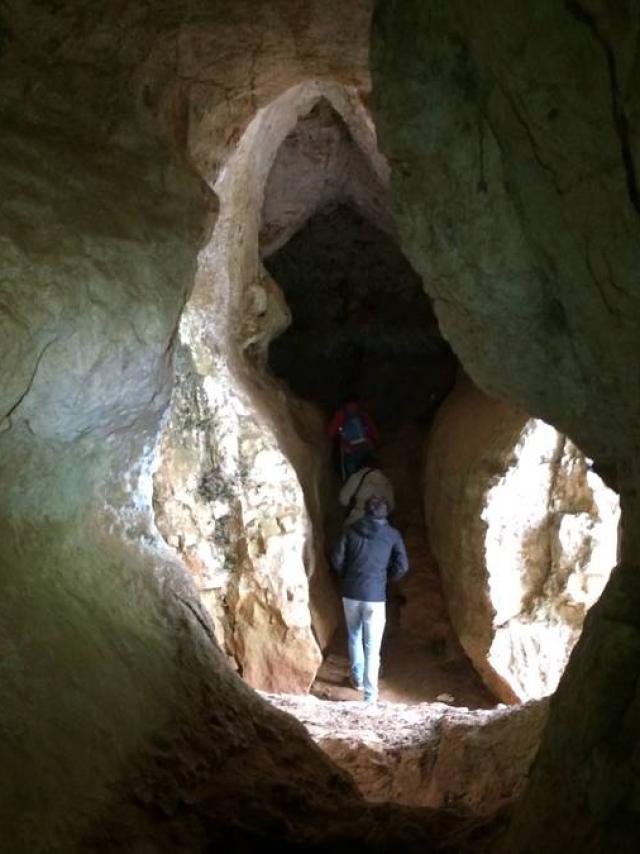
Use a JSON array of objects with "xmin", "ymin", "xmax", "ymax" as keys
[
  {"xmin": 153, "ymin": 76, "xmax": 618, "ymax": 710},
  {"xmin": 3, "ymin": 3, "xmax": 636, "ymax": 848}
]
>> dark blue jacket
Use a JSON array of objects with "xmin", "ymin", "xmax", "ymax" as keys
[{"xmin": 331, "ymin": 514, "xmax": 409, "ymax": 602}]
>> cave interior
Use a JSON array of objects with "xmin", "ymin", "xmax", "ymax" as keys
[{"xmin": 1, "ymin": 2, "xmax": 638, "ymax": 852}]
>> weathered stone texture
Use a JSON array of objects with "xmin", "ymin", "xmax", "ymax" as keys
[
  {"xmin": 373, "ymin": 0, "xmax": 640, "ymax": 848},
  {"xmin": 373, "ymin": 0, "xmax": 640, "ymax": 471},
  {"xmin": 152, "ymin": 80, "xmax": 391, "ymax": 692},
  {"xmin": 153, "ymin": 342, "xmax": 327, "ymax": 691},
  {"xmin": 267, "ymin": 693, "xmax": 548, "ymax": 818},
  {"xmin": 1, "ymin": 2, "xmax": 424, "ymax": 851},
  {"xmin": 425, "ymin": 377, "xmax": 619, "ymax": 703},
  {"xmin": 260, "ymin": 97, "xmax": 392, "ymax": 255}
]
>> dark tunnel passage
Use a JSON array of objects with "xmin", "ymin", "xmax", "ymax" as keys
[
  {"xmin": 264, "ymin": 203, "xmax": 457, "ymax": 429},
  {"xmin": 257, "ymin": 107, "xmax": 496, "ymax": 707}
]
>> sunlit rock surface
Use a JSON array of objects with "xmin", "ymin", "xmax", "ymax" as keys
[
  {"xmin": 268, "ymin": 693, "xmax": 548, "ymax": 818},
  {"xmin": 425, "ymin": 378, "xmax": 619, "ymax": 703},
  {"xmin": 153, "ymin": 345, "xmax": 325, "ymax": 691}
]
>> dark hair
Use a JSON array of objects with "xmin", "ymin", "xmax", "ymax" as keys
[{"xmin": 365, "ymin": 495, "xmax": 388, "ymax": 519}]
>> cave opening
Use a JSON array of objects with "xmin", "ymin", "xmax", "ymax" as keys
[
  {"xmin": 260, "ymin": 197, "xmax": 496, "ymax": 708},
  {"xmin": 254, "ymin": 94, "xmax": 497, "ymax": 708},
  {"xmin": 153, "ymin": 83, "xmax": 620, "ymax": 721},
  {"xmin": 254, "ymin": 94, "xmax": 621, "ymax": 710}
]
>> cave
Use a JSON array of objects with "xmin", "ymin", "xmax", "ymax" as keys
[
  {"xmin": 260, "ymin": 124, "xmax": 493, "ymax": 709},
  {"xmin": 2, "ymin": 2, "xmax": 639, "ymax": 853},
  {"xmin": 260, "ymin": 98, "xmax": 453, "ymax": 428},
  {"xmin": 152, "ymin": 87, "xmax": 617, "ymax": 713},
  {"xmin": 258, "ymin": 110, "xmax": 487, "ymax": 710}
]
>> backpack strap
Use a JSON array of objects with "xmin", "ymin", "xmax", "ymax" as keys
[{"xmin": 348, "ymin": 468, "xmax": 373, "ymax": 511}]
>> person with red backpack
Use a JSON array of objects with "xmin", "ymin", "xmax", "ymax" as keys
[{"xmin": 327, "ymin": 394, "xmax": 380, "ymax": 481}]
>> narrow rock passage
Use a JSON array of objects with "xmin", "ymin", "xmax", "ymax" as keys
[{"xmin": 312, "ymin": 424, "xmax": 496, "ymax": 709}]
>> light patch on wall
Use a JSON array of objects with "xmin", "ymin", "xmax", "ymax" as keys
[
  {"xmin": 482, "ymin": 418, "xmax": 620, "ymax": 699},
  {"xmin": 482, "ymin": 418, "xmax": 560, "ymax": 626}
]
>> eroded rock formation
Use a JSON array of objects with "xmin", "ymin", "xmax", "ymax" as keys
[
  {"xmin": 267, "ymin": 693, "xmax": 548, "ymax": 818},
  {"xmin": 373, "ymin": 1, "xmax": 640, "ymax": 848},
  {"xmin": 152, "ymin": 81, "xmax": 397, "ymax": 692},
  {"xmin": 260, "ymin": 97, "xmax": 393, "ymax": 255},
  {"xmin": 425, "ymin": 377, "xmax": 619, "ymax": 703},
  {"xmin": 3, "ymin": 0, "xmax": 639, "ymax": 849},
  {"xmin": 1, "ymin": 3, "xmax": 406, "ymax": 851},
  {"xmin": 153, "ymin": 343, "xmax": 328, "ymax": 690}
]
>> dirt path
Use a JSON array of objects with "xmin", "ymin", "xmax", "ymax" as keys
[{"xmin": 311, "ymin": 424, "xmax": 496, "ymax": 709}]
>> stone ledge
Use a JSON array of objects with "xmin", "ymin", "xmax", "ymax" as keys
[{"xmin": 263, "ymin": 692, "xmax": 548, "ymax": 817}]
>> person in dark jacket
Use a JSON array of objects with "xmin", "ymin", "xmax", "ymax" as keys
[{"xmin": 331, "ymin": 495, "xmax": 409, "ymax": 703}]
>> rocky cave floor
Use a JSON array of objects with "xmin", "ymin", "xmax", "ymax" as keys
[
  {"xmin": 310, "ymin": 627, "xmax": 494, "ymax": 708},
  {"xmin": 311, "ymin": 424, "xmax": 496, "ymax": 709}
]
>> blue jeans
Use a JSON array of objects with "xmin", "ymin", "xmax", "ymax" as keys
[{"xmin": 342, "ymin": 597, "xmax": 386, "ymax": 702}]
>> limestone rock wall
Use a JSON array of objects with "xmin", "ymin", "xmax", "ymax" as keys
[
  {"xmin": 424, "ymin": 378, "xmax": 619, "ymax": 703},
  {"xmin": 372, "ymin": 1, "xmax": 640, "ymax": 848},
  {"xmin": 153, "ymin": 337, "xmax": 331, "ymax": 692},
  {"xmin": 2, "ymin": 3, "xmax": 442, "ymax": 851},
  {"xmin": 0, "ymin": 11, "xmax": 217, "ymax": 846},
  {"xmin": 152, "ymin": 80, "xmax": 394, "ymax": 692},
  {"xmin": 373, "ymin": 0, "xmax": 640, "ymax": 472}
]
